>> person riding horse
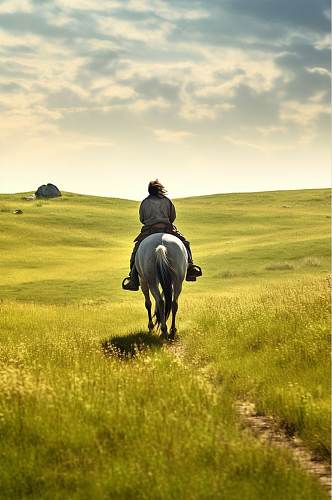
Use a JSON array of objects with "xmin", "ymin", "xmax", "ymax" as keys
[{"xmin": 122, "ymin": 180, "xmax": 202, "ymax": 291}]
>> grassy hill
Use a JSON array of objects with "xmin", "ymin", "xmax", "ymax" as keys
[
  {"xmin": 0, "ymin": 188, "xmax": 330, "ymax": 303},
  {"xmin": 0, "ymin": 188, "xmax": 330, "ymax": 499}
]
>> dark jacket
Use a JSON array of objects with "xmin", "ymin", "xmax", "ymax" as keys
[{"xmin": 139, "ymin": 195, "xmax": 176, "ymax": 227}]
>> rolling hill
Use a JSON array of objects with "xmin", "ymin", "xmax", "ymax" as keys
[
  {"xmin": 0, "ymin": 188, "xmax": 330, "ymax": 303},
  {"xmin": 0, "ymin": 188, "xmax": 330, "ymax": 499}
]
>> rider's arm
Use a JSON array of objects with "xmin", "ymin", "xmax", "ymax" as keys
[
  {"xmin": 170, "ymin": 200, "xmax": 176, "ymax": 223},
  {"xmin": 139, "ymin": 200, "xmax": 146, "ymax": 224}
]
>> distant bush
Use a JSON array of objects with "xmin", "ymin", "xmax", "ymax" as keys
[
  {"xmin": 302, "ymin": 257, "xmax": 321, "ymax": 268},
  {"xmin": 220, "ymin": 270, "xmax": 238, "ymax": 279},
  {"xmin": 265, "ymin": 262, "xmax": 294, "ymax": 271}
]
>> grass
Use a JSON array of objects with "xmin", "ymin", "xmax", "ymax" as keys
[
  {"xmin": 180, "ymin": 277, "xmax": 331, "ymax": 458},
  {"xmin": 0, "ymin": 188, "xmax": 330, "ymax": 499},
  {"xmin": 0, "ymin": 188, "xmax": 329, "ymax": 303},
  {"xmin": 0, "ymin": 300, "xmax": 329, "ymax": 500},
  {"xmin": 265, "ymin": 262, "xmax": 294, "ymax": 270}
]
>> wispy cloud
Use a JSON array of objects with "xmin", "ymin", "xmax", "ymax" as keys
[
  {"xmin": 153, "ymin": 128, "xmax": 193, "ymax": 143},
  {"xmin": 280, "ymin": 100, "xmax": 330, "ymax": 125},
  {"xmin": 306, "ymin": 66, "xmax": 331, "ymax": 77},
  {"xmin": 0, "ymin": 0, "xmax": 32, "ymax": 14}
]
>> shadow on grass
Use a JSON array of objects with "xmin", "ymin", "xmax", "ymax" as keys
[{"xmin": 101, "ymin": 331, "xmax": 164, "ymax": 359}]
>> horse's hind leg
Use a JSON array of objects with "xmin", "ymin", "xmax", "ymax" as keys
[
  {"xmin": 169, "ymin": 283, "xmax": 182, "ymax": 340},
  {"xmin": 141, "ymin": 280, "xmax": 154, "ymax": 332},
  {"xmin": 150, "ymin": 284, "xmax": 168, "ymax": 339},
  {"xmin": 159, "ymin": 304, "xmax": 168, "ymax": 339},
  {"xmin": 169, "ymin": 300, "xmax": 178, "ymax": 340}
]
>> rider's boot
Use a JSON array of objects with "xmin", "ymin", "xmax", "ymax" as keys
[
  {"xmin": 186, "ymin": 262, "xmax": 202, "ymax": 281},
  {"xmin": 122, "ymin": 265, "xmax": 140, "ymax": 291},
  {"xmin": 184, "ymin": 244, "xmax": 202, "ymax": 281},
  {"xmin": 122, "ymin": 243, "xmax": 140, "ymax": 291}
]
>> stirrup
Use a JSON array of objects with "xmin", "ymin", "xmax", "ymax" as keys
[{"xmin": 186, "ymin": 276, "xmax": 197, "ymax": 282}]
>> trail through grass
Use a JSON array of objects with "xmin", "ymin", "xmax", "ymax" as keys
[{"xmin": 179, "ymin": 278, "xmax": 330, "ymax": 459}]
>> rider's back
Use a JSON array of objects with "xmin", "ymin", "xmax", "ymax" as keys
[{"xmin": 139, "ymin": 194, "xmax": 176, "ymax": 227}]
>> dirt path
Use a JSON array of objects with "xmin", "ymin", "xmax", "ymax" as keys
[
  {"xmin": 236, "ymin": 400, "xmax": 331, "ymax": 496},
  {"xmin": 167, "ymin": 339, "xmax": 331, "ymax": 496}
]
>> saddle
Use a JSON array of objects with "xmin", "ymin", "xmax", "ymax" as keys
[{"xmin": 134, "ymin": 223, "xmax": 181, "ymax": 243}]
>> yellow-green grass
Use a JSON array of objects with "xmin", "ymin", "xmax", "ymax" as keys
[
  {"xmin": 180, "ymin": 277, "xmax": 330, "ymax": 458},
  {"xmin": 0, "ymin": 188, "xmax": 330, "ymax": 303},
  {"xmin": 0, "ymin": 188, "xmax": 330, "ymax": 499},
  {"xmin": 0, "ymin": 299, "xmax": 329, "ymax": 499}
]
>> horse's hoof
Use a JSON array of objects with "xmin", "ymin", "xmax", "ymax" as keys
[{"xmin": 169, "ymin": 329, "xmax": 177, "ymax": 341}]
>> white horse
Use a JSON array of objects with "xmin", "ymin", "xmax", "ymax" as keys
[{"xmin": 135, "ymin": 233, "xmax": 187, "ymax": 339}]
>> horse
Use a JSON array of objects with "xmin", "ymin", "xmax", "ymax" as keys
[{"xmin": 135, "ymin": 233, "xmax": 187, "ymax": 339}]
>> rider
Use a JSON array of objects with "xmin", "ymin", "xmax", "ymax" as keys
[{"xmin": 122, "ymin": 180, "xmax": 202, "ymax": 291}]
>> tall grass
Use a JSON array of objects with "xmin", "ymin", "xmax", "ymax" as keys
[
  {"xmin": 181, "ymin": 277, "xmax": 331, "ymax": 458},
  {"xmin": 0, "ymin": 189, "xmax": 330, "ymax": 498},
  {"xmin": 0, "ymin": 299, "xmax": 329, "ymax": 499}
]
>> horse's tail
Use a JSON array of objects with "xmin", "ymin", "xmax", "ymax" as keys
[{"xmin": 155, "ymin": 244, "xmax": 173, "ymax": 325}]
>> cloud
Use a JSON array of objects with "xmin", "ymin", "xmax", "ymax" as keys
[
  {"xmin": 94, "ymin": 83, "xmax": 136, "ymax": 101},
  {"xmin": 314, "ymin": 34, "xmax": 330, "ymax": 50},
  {"xmin": 306, "ymin": 66, "xmax": 331, "ymax": 77},
  {"xmin": 223, "ymin": 135, "xmax": 294, "ymax": 153},
  {"xmin": 274, "ymin": 38, "xmax": 330, "ymax": 104},
  {"xmin": 0, "ymin": 81, "xmax": 25, "ymax": 94},
  {"xmin": 53, "ymin": 0, "xmax": 209, "ymax": 22},
  {"xmin": 54, "ymin": 0, "xmax": 122, "ymax": 12},
  {"xmin": 131, "ymin": 77, "xmax": 180, "ymax": 103},
  {"xmin": 309, "ymin": 91, "xmax": 328, "ymax": 103},
  {"xmin": 131, "ymin": 97, "xmax": 171, "ymax": 112},
  {"xmin": 153, "ymin": 128, "xmax": 193, "ymax": 143},
  {"xmin": 280, "ymin": 100, "xmax": 330, "ymax": 125},
  {"xmin": 45, "ymin": 87, "xmax": 90, "ymax": 110},
  {"xmin": 96, "ymin": 15, "xmax": 172, "ymax": 44},
  {"xmin": 255, "ymin": 126, "xmax": 288, "ymax": 137},
  {"xmin": 0, "ymin": 0, "xmax": 32, "ymax": 14},
  {"xmin": 222, "ymin": 0, "xmax": 330, "ymax": 33},
  {"xmin": 0, "ymin": 0, "xmax": 329, "ymax": 168}
]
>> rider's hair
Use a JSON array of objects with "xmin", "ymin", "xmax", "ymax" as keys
[{"xmin": 148, "ymin": 179, "xmax": 167, "ymax": 196}]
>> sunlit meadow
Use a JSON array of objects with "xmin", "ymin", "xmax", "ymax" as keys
[{"xmin": 0, "ymin": 188, "xmax": 330, "ymax": 499}]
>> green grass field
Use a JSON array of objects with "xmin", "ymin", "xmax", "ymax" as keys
[{"xmin": 0, "ymin": 188, "xmax": 330, "ymax": 499}]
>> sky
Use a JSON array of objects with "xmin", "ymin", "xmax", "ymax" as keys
[{"xmin": 0, "ymin": 0, "xmax": 330, "ymax": 200}]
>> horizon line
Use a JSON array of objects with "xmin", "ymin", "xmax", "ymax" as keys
[{"xmin": 0, "ymin": 186, "xmax": 330, "ymax": 202}]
